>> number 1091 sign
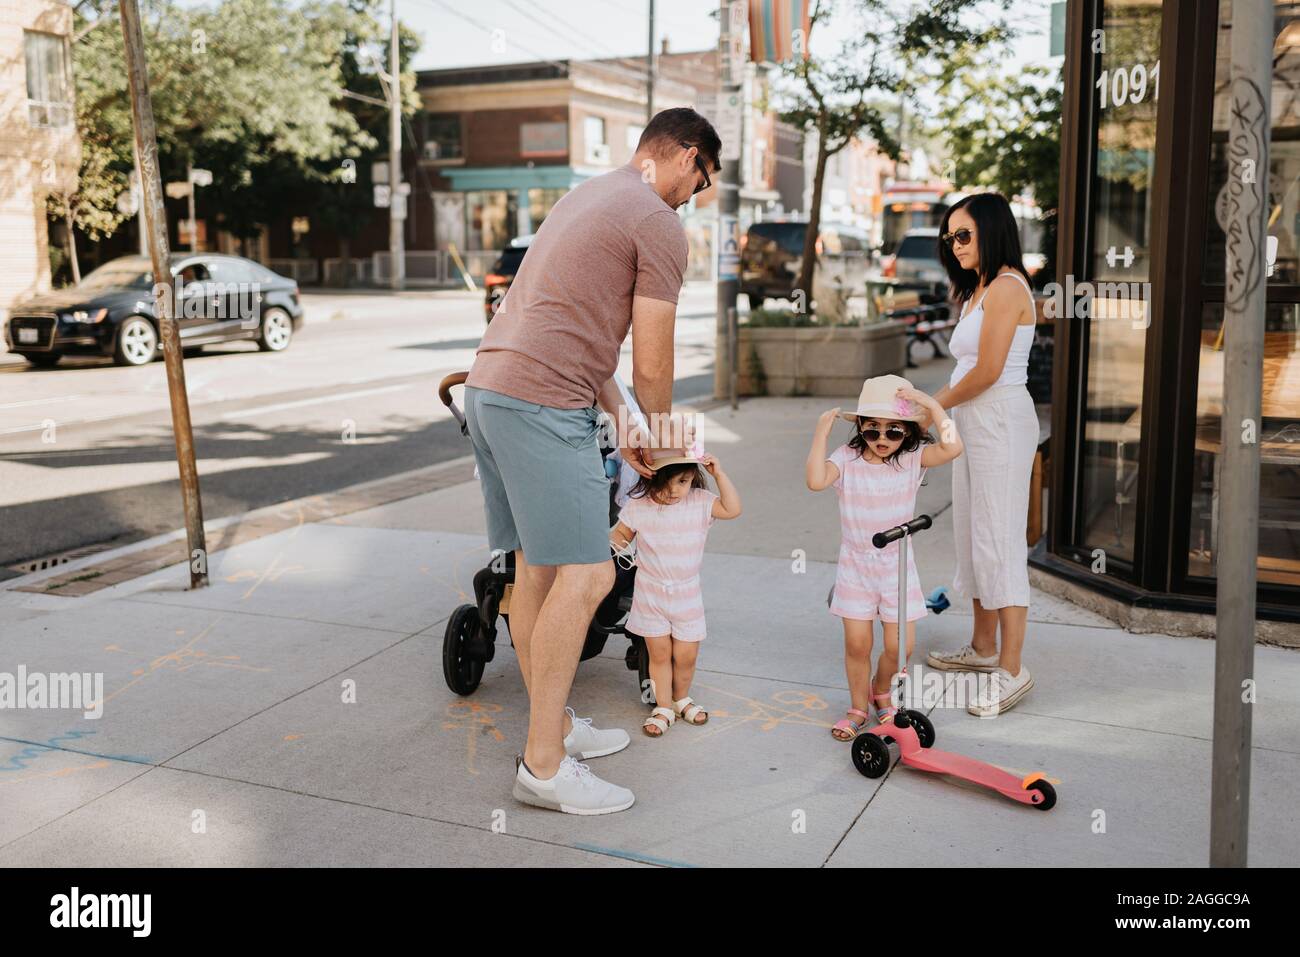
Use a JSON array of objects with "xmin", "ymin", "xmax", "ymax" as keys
[{"xmin": 1096, "ymin": 61, "xmax": 1160, "ymax": 109}]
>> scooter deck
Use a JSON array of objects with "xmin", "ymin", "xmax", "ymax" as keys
[{"xmin": 902, "ymin": 746, "xmax": 1044, "ymax": 806}]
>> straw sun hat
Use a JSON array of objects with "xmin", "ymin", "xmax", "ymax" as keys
[{"xmin": 838, "ymin": 374, "xmax": 925, "ymax": 424}]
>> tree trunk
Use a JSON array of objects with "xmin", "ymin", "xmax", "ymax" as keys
[
  {"xmin": 63, "ymin": 205, "xmax": 81, "ymax": 284},
  {"xmin": 797, "ymin": 126, "xmax": 830, "ymax": 315}
]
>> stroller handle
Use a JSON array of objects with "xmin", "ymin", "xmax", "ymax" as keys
[
  {"xmin": 872, "ymin": 514, "xmax": 932, "ymax": 549},
  {"xmin": 438, "ymin": 371, "xmax": 470, "ymax": 436}
]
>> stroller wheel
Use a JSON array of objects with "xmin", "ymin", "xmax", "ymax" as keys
[
  {"xmin": 904, "ymin": 709, "xmax": 936, "ymax": 748},
  {"xmin": 443, "ymin": 604, "xmax": 485, "ymax": 695},
  {"xmin": 851, "ymin": 732, "xmax": 891, "ymax": 779}
]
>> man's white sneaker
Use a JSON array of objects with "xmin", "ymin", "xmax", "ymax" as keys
[
  {"xmin": 513, "ymin": 756, "xmax": 635, "ymax": 815},
  {"xmin": 563, "ymin": 707, "xmax": 630, "ymax": 760},
  {"xmin": 926, "ymin": 643, "xmax": 1000, "ymax": 673},
  {"xmin": 968, "ymin": 667, "xmax": 1034, "ymax": 718}
]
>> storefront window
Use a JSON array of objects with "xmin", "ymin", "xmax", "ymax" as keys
[
  {"xmin": 465, "ymin": 190, "xmax": 517, "ymax": 251},
  {"xmin": 528, "ymin": 187, "xmax": 566, "ymax": 234},
  {"xmin": 1189, "ymin": 2, "xmax": 1300, "ymax": 587},
  {"xmin": 1076, "ymin": 0, "xmax": 1162, "ymax": 565}
]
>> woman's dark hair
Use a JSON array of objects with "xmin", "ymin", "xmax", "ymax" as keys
[
  {"xmin": 628, "ymin": 461, "xmax": 707, "ymax": 502},
  {"xmin": 846, "ymin": 418, "xmax": 933, "ymax": 468},
  {"xmin": 938, "ymin": 192, "xmax": 1028, "ymax": 304}
]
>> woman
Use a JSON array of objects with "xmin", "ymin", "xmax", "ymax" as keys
[{"xmin": 924, "ymin": 193, "xmax": 1039, "ymax": 717}]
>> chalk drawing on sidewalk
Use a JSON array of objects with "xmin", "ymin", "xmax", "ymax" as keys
[
  {"xmin": 0, "ymin": 729, "xmax": 98, "ymax": 772},
  {"xmin": 680, "ymin": 685, "xmax": 832, "ymax": 745},
  {"xmin": 443, "ymin": 700, "xmax": 505, "ymax": 775},
  {"xmin": 101, "ymin": 621, "xmax": 270, "ymax": 707}
]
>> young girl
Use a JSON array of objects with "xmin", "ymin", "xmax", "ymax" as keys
[
  {"xmin": 806, "ymin": 374, "xmax": 963, "ymax": 741},
  {"xmin": 610, "ymin": 435, "xmax": 742, "ymax": 737}
]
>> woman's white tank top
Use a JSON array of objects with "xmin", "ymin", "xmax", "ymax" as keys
[{"xmin": 948, "ymin": 270, "xmax": 1037, "ymax": 389}]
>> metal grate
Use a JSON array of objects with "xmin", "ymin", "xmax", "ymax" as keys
[{"xmin": 7, "ymin": 542, "xmax": 117, "ymax": 576}]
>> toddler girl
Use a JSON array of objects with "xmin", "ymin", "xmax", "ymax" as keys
[
  {"xmin": 610, "ymin": 434, "xmax": 742, "ymax": 737},
  {"xmin": 806, "ymin": 374, "xmax": 963, "ymax": 741}
]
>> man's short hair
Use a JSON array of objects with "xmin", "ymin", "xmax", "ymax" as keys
[{"xmin": 637, "ymin": 107, "xmax": 722, "ymax": 172}]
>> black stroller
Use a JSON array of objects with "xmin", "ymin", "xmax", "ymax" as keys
[{"xmin": 437, "ymin": 371, "xmax": 651, "ymax": 697}]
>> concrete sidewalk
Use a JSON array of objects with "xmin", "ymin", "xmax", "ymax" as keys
[{"xmin": 2, "ymin": 356, "xmax": 1298, "ymax": 867}]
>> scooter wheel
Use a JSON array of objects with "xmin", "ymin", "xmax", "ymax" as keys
[
  {"xmin": 851, "ymin": 732, "xmax": 891, "ymax": 779},
  {"xmin": 443, "ymin": 604, "xmax": 485, "ymax": 696},
  {"xmin": 904, "ymin": 709, "xmax": 935, "ymax": 748},
  {"xmin": 1026, "ymin": 779, "xmax": 1057, "ymax": 811}
]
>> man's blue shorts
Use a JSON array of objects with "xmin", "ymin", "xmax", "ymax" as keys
[{"xmin": 463, "ymin": 385, "xmax": 612, "ymax": 566}]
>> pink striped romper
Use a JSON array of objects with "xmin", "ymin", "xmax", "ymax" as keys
[
  {"xmin": 827, "ymin": 444, "xmax": 927, "ymax": 623},
  {"xmin": 621, "ymin": 487, "xmax": 718, "ymax": 642}
]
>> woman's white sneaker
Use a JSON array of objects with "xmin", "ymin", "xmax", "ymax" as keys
[
  {"xmin": 513, "ymin": 756, "xmax": 635, "ymax": 815},
  {"xmin": 563, "ymin": 707, "xmax": 630, "ymax": 760},
  {"xmin": 926, "ymin": 644, "xmax": 1000, "ymax": 672},
  {"xmin": 968, "ymin": 667, "xmax": 1034, "ymax": 717}
]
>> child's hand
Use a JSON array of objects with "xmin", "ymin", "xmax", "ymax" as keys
[
  {"xmin": 816, "ymin": 408, "xmax": 842, "ymax": 434},
  {"xmin": 895, "ymin": 386, "xmax": 934, "ymax": 411},
  {"xmin": 699, "ymin": 452, "xmax": 721, "ymax": 475}
]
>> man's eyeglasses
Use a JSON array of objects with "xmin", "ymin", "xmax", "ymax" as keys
[
  {"xmin": 862, "ymin": 427, "xmax": 908, "ymax": 442},
  {"xmin": 941, "ymin": 227, "xmax": 974, "ymax": 248},
  {"xmin": 682, "ymin": 143, "xmax": 713, "ymax": 194}
]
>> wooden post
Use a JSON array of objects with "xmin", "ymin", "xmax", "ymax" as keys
[{"xmin": 118, "ymin": 0, "xmax": 208, "ymax": 588}]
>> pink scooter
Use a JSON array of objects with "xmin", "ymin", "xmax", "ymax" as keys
[{"xmin": 850, "ymin": 514, "xmax": 1057, "ymax": 811}]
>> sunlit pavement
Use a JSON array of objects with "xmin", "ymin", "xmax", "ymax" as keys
[{"xmin": 3, "ymin": 354, "xmax": 1298, "ymax": 867}]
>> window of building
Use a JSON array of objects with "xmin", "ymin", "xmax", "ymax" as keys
[
  {"xmin": 528, "ymin": 188, "xmax": 566, "ymax": 233},
  {"xmin": 521, "ymin": 122, "xmax": 567, "ymax": 158},
  {"xmin": 24, "ymin": 31, "xmax": 72, "ymax": 129},
  {"xmin": 1073, "ymin": 0, "xmax": 1162, "ymax": 568},
  {"xmin": 424, "ymin": 114, "xmax": 464, "ymax": 162},
  {"xmin": 583, "ymin": 116, "xmax": 609, "ymax": 165},
  {"xmin": 1188, "ymin": 0, "xmax": 1300, "ymax": 588},
  {"xmin": 465, "ymin": 190, "xmax": 517, "ymax": 251}
]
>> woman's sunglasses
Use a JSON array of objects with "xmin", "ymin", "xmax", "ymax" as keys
[
  {"xmin": 862, "ymin": 427, "xmax": 907, "ymax": 442},
  {"xmin": 941, "ymin": 227, "xmax": 973, "ymax": 248}
]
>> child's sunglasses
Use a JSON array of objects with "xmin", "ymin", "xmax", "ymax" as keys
[
  {"xmin": 941, "ymin": 227, "xmax": 973, "ymax": 248},
  {"xmin": 862, "ymin": 427, "xmax": 908, "ymax": 442}
]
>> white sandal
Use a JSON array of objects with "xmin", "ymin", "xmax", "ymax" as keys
[
  {"xmin": 674, "ymin": 696, "xmax": 708, "ymax": 725},
  {"xmin": 643, "ymin": 707, "xmax": 675, "ymax": 737}
]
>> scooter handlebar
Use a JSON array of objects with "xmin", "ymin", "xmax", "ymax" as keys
[{"xmin": 872, "ymin": 514, "xmax": 933, "ymax": 549}]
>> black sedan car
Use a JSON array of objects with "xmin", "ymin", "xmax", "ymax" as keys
[{"xmin": 3, "ymin": 254, "xmax": 304, "ymax": 367}]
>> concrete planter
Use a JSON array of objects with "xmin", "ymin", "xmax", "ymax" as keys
[{"xmin": 736, "ymin": 322, "xmax": 909, "ymax": 396}]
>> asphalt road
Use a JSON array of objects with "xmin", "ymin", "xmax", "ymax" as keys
[{"xmin": 0, "ymin": 284, "xmax": 722, "ymax": 577}]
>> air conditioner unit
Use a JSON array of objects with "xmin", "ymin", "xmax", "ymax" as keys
[{"xmin": 586, "ymin": 143, "xmax": 610, "ymax": 165}]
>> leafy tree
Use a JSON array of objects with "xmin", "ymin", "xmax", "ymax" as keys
[
  {"xmin": 773, "ymin": 0, "xmax": 1011, "ymax": 314},
  {"xmin": 933, "ymin": 54, "xmax": 1063, "ymax": 284}
]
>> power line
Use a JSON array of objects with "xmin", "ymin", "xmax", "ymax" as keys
[
  {"xmin": 499, "ymin": 0, "xmax": 618, "ymax": 60},
  {"xmin": 415, "ymin": 0, "xmax": 577, "ymax": 72}
]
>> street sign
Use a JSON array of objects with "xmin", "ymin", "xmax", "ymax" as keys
[
  {"xmin": 717, "ymin": 91, "xmax": 742, "ymax": 162},
  {"xmin": 718, "ymin": 213, "xmax": 740, "ymax": 280},
  {"xmin": 391, "ymin": 192, "xmax": 407, "ymax": 221},
  {"xmin": 373, "ymin": 184, "xmax": 391, "ymax": 208},
  {"xmin": 165, "ymin": 181, "xmax": 191, "ymax": 199},
  {"xmin": 372, "ymin": 161, "xmax": 389, "ymax": 184},
  {"xmin": 190, "ymin": 168, "xmax": 212, "ymax": 187}
]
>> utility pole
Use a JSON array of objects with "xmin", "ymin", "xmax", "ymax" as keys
[
  {"xmin": 646, "ymin": 0, "xmax": 655, "ymax": 123},
  {"xmin": 388, "ymin": 0, "xmax": 405, "ymax": 290},
  {"xmin": 118, "ymin": 0, "xmax": 208, "ymax": 589},
  {"xmin": 186, "ymin": 162, "xmax": 197, "ymax": 251},
  {"xmin": 714, "ymin": 0, "xmax": 743, "ymax": 403},
  {"xmin": 1211, "ymin": 0, "xmax": 1271, "ymax": 868}
]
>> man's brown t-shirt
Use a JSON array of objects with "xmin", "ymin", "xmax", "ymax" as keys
[{"xmin": 466, "ymin": 162, "xmax": 688, "ymax": 409}]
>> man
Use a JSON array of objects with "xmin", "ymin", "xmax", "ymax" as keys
[{"xmin": 463, "ymin": 108, "xmax": 721, "ymax": 815}]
